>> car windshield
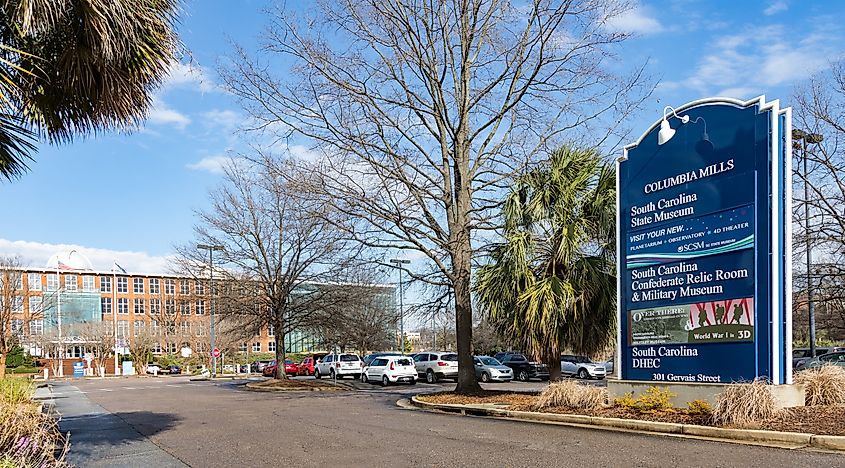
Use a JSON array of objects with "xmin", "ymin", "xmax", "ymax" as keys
[
  {"xmin": 441, "ymin": 353, "xmax": 458, "ymax": 361},
  {"xmin": 340, "ymin": 354, "xmax": 359, "ymax": 362},
  {"xmin": 575, "ymin": 356, "xmax": 591, "ymax": 363},
  {"xmin": 479, "ymin": 357, "xmax": 500, "ymax": 366},
  {"xmin": 284, "ymin": 360, "xmax": 294, "ymax": 364}
]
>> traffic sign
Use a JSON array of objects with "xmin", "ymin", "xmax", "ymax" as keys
[{"xmin": 211, "ymin": 347, "xmax": 221, "ymax": 358}]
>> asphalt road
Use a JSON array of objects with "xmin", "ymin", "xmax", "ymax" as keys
[{"xmin": 53, "ymin": 376, "xmax": 845, "ymax": 468}]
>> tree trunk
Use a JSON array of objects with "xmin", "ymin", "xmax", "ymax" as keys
[
  {"xmin": 548, "ymin": 354, "xmax": 562, "ymax": 381},
  {"xmin": 0, "ymin": 352, "xmax": 6, "ymax": 379},
  {"xmin": 453, "ymin": 227, "xmax": 482, "ymax": 393},
  {"xmin": 274, "ymin": 321, "xmax": 287, "ymax": 379}
]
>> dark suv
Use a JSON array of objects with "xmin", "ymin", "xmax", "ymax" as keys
[{"xmin": 493, "ymin": 352, "xmax": 550, "ymax": 381}]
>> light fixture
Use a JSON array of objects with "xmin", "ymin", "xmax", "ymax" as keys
[
  {"xmin": 690, "ymin": 117, "xmax": 712, "ymax": 154},
  {"xmin": 658, "ymin": 105, "xmax": 689, "ymax": 145}
]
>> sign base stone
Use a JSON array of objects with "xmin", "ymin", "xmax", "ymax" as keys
[{"xmin": 607, "ymin": 379, "xmax": 805, "ymax": 410}]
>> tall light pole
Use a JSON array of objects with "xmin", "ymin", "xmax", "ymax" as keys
[
  {"xmin": 793, "ymin": 129, "xmax": 824, "ymax": 358},
  {"xmin": 389, "ymin": 258, "xmax": 410, "ymax": 354},
  {"xmin": 198, "ymin": 244, "xmax": 224, "ymax": 376}
]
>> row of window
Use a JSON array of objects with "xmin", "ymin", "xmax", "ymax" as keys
[
  {"xmin": 17, "ymin": 273, "xmax": 207, "ymax": 295},
  {"xmin": 238, "ymin": 342, "xmax": 277, "ymax": 353},
  {"xmin": 11, "ymin": 319, "xmax": 209, "ymax": 338},
  {"xmin": 101, "ymin": 298, "xmax": 206, "ymax": 315}
]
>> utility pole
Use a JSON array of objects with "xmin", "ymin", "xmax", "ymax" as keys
[
  {"xmin": 198, "ymin": 244, "xmax": 224, "ymax": 377},
  {"xmin": 389, "ymin": 258, "xmax": 410, "ymax": 354}
]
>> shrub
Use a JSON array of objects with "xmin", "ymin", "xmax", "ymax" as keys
[
  {"xmin": 712, "ymin": 379, "xmax": 775, "ymax": 427},
  {"xmin": 614, "ymin": 387, "xmax": 675, "ymax": 414},
  {"xmin": 0, "ymin": 400, "xmax": 69, "ymax": 467},
  {"xmin": 0, "ymin": 378, "xmax": 33, "ymax": 405},
  {"xmin": 533, "ymin": 380, "xmax": 608, "ymax": 411},
  {"xmin": 685, "ymin": 399, "xmax": 712, "ymax": 416},
  {"xmin": 794, "ymin": 365, "xmax": 845, "ymax": 406}
]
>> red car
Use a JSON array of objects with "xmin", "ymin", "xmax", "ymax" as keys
[
  {"xmin": 263, "ymin": 359, "xmax": 300, "ymax": 377},
  {"xmin": 297, "ymin": 353, "xmax": 327, "ymax": 376}
]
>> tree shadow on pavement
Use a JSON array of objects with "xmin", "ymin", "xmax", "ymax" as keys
[{"xmin": 60, "ymin": 411, "xmax": 181, "ymax": 458}]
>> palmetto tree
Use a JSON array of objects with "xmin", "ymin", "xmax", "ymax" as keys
[
  {"xmin": 475, "ymin": 145, "xmax": 616, "ymax": 380},
  {"xmin": 0, "ymin": 0, "xmax": 179, "ymax": 180}
]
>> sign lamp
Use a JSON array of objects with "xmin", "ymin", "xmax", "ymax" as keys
[{"xmin": 657, "ymin": 105, "xmax": 689, "ymax": 145}]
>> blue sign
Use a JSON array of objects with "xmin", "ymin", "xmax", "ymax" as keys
[
  {"xmin": 616, "ymin": 96, "xmax": 792, "ymax": 385},
  {"xmin": 72, "ymin": 361, "xmax": 85, "ymax": 378}
]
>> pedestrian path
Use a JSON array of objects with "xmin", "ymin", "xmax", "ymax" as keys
[{"xmin": 48, "ymin": 383, "xmax": 188, "ymax": 467}]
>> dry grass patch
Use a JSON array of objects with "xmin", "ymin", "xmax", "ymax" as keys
[
  {"xmin": 794, "ymin": 365, "xmax": 845, "ymax": 406},
  {"xmin": 0, "ymin": 379, "xmax": 69, "ymax": 467},
  {"xmin": 712, "ymin": 379, "xmax": 774, "ymax": 427},
  {"xmin": 417, "ymin": 391, "xmax": 537, "ymax": 407},
  {"xmin": 250, "ymin": 378, "xmax": 342, "ymax": 391},
  {"xmin": 533, "ymin": 380, "xmax": 607, "ymax": 411}
]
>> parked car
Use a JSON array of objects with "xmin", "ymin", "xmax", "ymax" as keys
[
  {"xmin": 792, "ymin": 347, "xmax": 845, "ymax": 369},
  {"xmin": 413, "ymin": 351, "xmax": 459, "ymax": 383},
  {"xmin": 363, "ymin": 352, "xmax": 401, "ymax": 367},
  {"xmin": 473, "ymin": 356, "xmax": 513, "ymax": 383},
  {"xmin": 168, "ymin": 365, "xmax": 182, "ymax": 375},
  {"xmin": 145, "ymin": 363, "xmax": 164, "ymax": 375},
  {"xmin": 561, "ymin": 355, "xmax": 607, "ymax": 380},
  {"xmin": 315, "ymin": 353, "xmax": 363, "ymax": 379},
  {"xmin": 251, "ymin": 360, "xmax": 274, "ymax": 373},
  {"xmin": 362, "ymin": 355, "xmax": 417, "ymax": 386},
  {"xmin": 795, "ymin": 351, "xmax": 845, "ymax": 371},
  {"xmin": 262, "ymin": 360, "xmax": 277, "ymax": 377},
  {"xmin": 604, "ymin": 359, "xmax": 614, "ymax": 375},
  {"xmin": 284, "ymin": 359, "xmax": 299, "ymax": 375},
  {"xmin": 298, "ymin": 357, "xmax": 315, "ymax": 376},
  {"xmin": 494, "ymin": 352, "xmax": 550, "ymax": 382}
]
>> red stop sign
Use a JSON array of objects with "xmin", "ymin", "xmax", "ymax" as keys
[{"xmin": 211, "ymin": 347, "xmax": 221, "ymax": 358}]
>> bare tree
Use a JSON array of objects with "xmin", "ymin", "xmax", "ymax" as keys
[
  {"xmin": 221, "ymin": 0, "xmax": 651, "ymax": 392},
  {"xmin": 129, "ymin": 330, "xmax": 156, "ymax": 375},
  {"xmin": 66, "ymin": 321, "xmax": 115, "ymax": 377},
  {"xmin": 792, "ymin": 61, "xmax": 845, "ymax": 341},
  {"xmin": 175, "ymin": 156, "xmax": 362, "ymax": 379},
  {"xmin": 0, "ymin": 256, "xmax": 28, "ymax": 377}
]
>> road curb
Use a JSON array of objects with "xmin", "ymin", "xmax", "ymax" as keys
[{"xmin": 408, "ymin": 396, "xmax": 844, "ymax": 451}]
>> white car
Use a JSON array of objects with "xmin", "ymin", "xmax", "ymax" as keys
[
  {"xmin": 561, "ymin": 355, "xmax": 607, "ymax": 380},
  {"xmin": 413, "ymin": 351, "xmax": 459, "ymax": 383},
  {"xmin": 362, "ymin": 355, "xmax": 417, "ymax": 386},
  {"xmin": 145, "ymin": 364, "xmax": 163, "ymax": 375},
  {"xmin": 314, "ymin": 353, "xmax": 363, "ymax": 379}
]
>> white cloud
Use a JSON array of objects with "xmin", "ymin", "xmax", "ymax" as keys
[
  {"xmin": 202, "ymin": 109, "xmax": 241, "ymax": 131},
  {"xmin": 186, "ymin": 155, "xmax": 233, "ymax": 174},
  {"xmin": 164, "ymin": 62, "xmax": 217, "ymax": 93},
  {"xmin": 764, "ymin": 1, "xmax": 788, "ymax": 16},
  {"xmin": 0, "ymin": 239, "xmax": 173, "ymax": 274},
  {"xmin": 605, "ymin": 4, "xmax": 662, "ymax": 35},
  {"xmin": 147, "ymin": 98, "xmax": 191, "ymax": 129}
]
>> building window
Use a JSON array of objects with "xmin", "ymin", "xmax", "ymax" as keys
[
  {"xmin": 268, "ymin": 341, "xmax": 276, "ymax": 352},
  {"xmin": 28, "ymin": 273, "xmax": 41, "ymax": 291},
  {"xmin": 179, "ymin": 301, "xmax": 191, "ymax": 316},
  {"xmin": 195, "ymin": 281, "xmax": 204, "ymax": 295},
  {"xmin": 28, "ymin": 296, "xmax": 41, "ymax": 314},
  {"xmin": 151, "ymin": 320, "xmax": 160, "ymax": 336},
  {"xmin": 268, "ymin": 324, "xmax": 275, "ymax": 337},
  {"xmin": 152, "ymin": 343, "xmax": 162, "ymax": 354},
  {"xmin": 101, "ymin": 297, "xmax": 112, "ymax": 314},
  {"xmin": 117, "ymin": 277, "xmax": 128, "ymax": 293},
  {"xmin": 82, "ymin": 275, "xmax": 95, "ymax": 292},
  {"xmin": 133, "ymin": 320, "xmax": 145, "ymax": 336},
  {"xmin": 117, "ymin": 298, "xmax": 129, "ymax": 315},
  {"xmin": 180, "ymin": 321, "xmax": 191, "ymax": 336},
  {"xmin": 117, "ymin": 321, "xmax": 129, "ymax": 338},
  {"xmin": 165, "ymin": 279, "xmax": 175, "ymax": 295},
  {"xmin": 46, "ymin": 274, "xmax": 58, "ymax": 291},
  {"xmin": 195, "ymin": 324, "xmax": 206, "ymax": 337},
  {"xmin": 150, "ymin": 299, "xmax": 161, "ymax": 315},
  {"xmin": 180, "ymin": 280, "xmax": 190, "ymax": 295},
  {"xmin": 165, "ymin": 299, "xmax": 176, "ymax": 315},
  {"xmin": 239, "ymin": 343, "xmax": 247, "ymax": 352},
  {"xmin": 167, "ymin": 342, "xmax": 177, "ymax": 354},
  {"xmin": 11, "ymin": 319, "xmax": 23, "ymax": 335},
  {"xmin": 195, "ymin": 300, "xmax": 205, "ymax": 315},
  {"xmin": 252, "ymin": 342, "xmax": 261, "ymax": 353},
  {"xmin": 134, "ymin": 298, "xmax": 146, "ymax": 315},
  {"xmin": 149, "ymin": 278, "xmax": 160, "ymax": 294},
  {"xmin": 29, "ymin": 319, "xmax": 43, "ymax": 335},
  {"xmin": 11, "ymin": 296, "xmax": 23, "ymax": 312},
  {"xmin": 64, "ymin": 274, "xmax": 77, "ymax": 291},
  {"xmin": 100, "ymin": 276, "xmax": 112, "ymax": 293},
  {"xmin": 133, "ymin": 277, "xmax": 145, "ymax": 294}
]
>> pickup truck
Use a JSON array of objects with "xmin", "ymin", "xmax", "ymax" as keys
[{"xmin": 493, "ymin": 352, "xmax": 550, "ymax": 381}]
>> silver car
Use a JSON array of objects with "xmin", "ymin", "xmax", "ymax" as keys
[
  {"xmin": 561, "ymin": 355, "xmax": 607, "ymax": 380},
  {"xmin": 473, "ymin": 356, "xmax": 513, "ymax": 383}
]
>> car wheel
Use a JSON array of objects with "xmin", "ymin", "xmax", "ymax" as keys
[
  {"xmin": 426, "ymin": 369, "xmax": 437, "ymax": 384},
  {"xmin": 314, "ymin": 369, "xmax": 321, "ymax": 379},
  {"xmin": 481, "ymin": 372, "xmax": 491, "ymax": 383},
  {"xmin": 409, "ymin": 379, "xmax": 416, "ymax": 385},
  {"xmin": 382, "ymin": 375, "xmax": 390, "ymax": 387},
  {"xmin": 578, "ymin": 368, "xmax": 589, "ymax": 379},
  {"xmin": 362, "ymin": 373, "xmax": 369, "ymax": 384},
  {"xmin": 518, "ymin": 370, "xmax": 529, "ymax": 382}
]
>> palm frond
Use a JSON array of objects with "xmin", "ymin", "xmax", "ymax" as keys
[{"xmin": 0, "ymin": 113, "xmax": 35, "ymax": 180}]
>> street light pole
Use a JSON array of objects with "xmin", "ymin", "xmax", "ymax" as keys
[
  {"xmin": 389, "ymin": 258, "xmax": 410, "ymax": 354},
  {"xmin": 793, "ymin": 129, "xmax": 824, "ymax": 358},
  {"xmin": 197, "ymin": 244, "xmax": 224, "ymax": 376}
]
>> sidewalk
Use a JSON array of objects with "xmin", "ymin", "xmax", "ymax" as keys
[{"xmin": 45, "ymin": 383, "xmax": 188, "ymax": 467}]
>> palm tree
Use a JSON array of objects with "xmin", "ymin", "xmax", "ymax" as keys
[
  {"xmin": 0, "ymin": 0, "xmax": 180, "ymax": 180},
  {"xmin": 475, "ymin": 145, "xmax": 616, "ymax": 380}
]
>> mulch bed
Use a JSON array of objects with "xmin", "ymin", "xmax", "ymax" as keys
[
  {"xmin": 418, "ymin": 392, "xmax": 845, "ymax": 435},
  {"xmin": 249, "ymin": 378, "xmax": 342, "ymax": 391}
]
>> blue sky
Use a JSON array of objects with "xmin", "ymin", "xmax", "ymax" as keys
[{"xmin": 0, "ymin": 0, "xmax": 843, "ymax": 274}]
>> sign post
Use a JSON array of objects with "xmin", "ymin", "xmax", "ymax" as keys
[{"xmin": 616, "ymin": 96, "xmax": 793, "ymax": 387}]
